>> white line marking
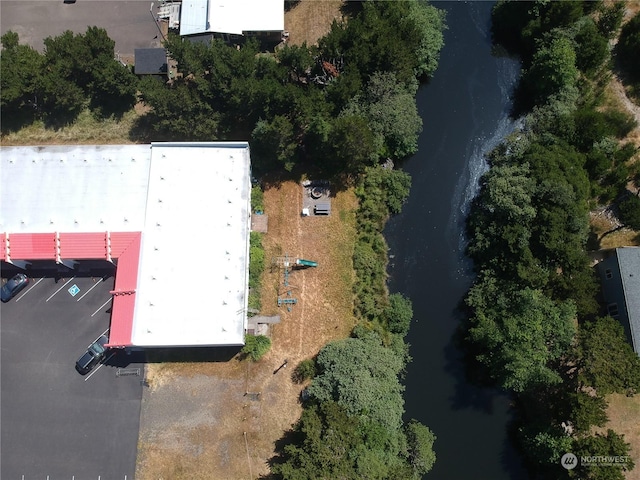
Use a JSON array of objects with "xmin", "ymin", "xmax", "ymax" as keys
[
  {"xmin": 91, "ymin": 297, "xmax": 112, "ymax": 317},
  {"xmin": 77, "ymin": 277, "xmax": 104, "ymax": 302},
  {"xmin": 15, "ymin": 277, "xmax": 44, "ymax": 302},
  {"xmin": 46, "ymin": 277, "xmax": 75, "ymax": 302}
]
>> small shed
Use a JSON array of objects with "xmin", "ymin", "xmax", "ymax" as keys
[
  {"xmin": 596, "ymin": 247, "xmax": 640, "ymax": 355},
  {"xmin": 134, "ymin": 48, "xmax": 168, "ymax": 77}
]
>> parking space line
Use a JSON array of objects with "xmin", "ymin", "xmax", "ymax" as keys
[
  {"xmin": 15, "ymin": 277, "xmax": 44, "ymax": 303},
  {"xmin": 91, "ymin": 297, "xmax": 112, "ymax": 317},
  {"xmin": 85, "ymin": 350, "xmax": 114, "ymax": 382},
  {"xmin": 76, "ymin": 277, "xmax": 104, "ymax": 302},
  {"xmin": 46, "ymin": 277, "xmax": 76, "ymax": 302}
]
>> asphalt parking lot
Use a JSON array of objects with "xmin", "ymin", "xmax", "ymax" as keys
[
  {"xmin": 1, "ymin": 261, "xmax": 144, "ymax": 480},
  {"xmin": 0, "ymin": 1, "xmax": 162, "ymax": 54}
]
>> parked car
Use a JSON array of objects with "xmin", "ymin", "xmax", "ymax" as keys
[
  {"xmin": 1, "ymin": 273, "xmax": 29, "ymax": 302},
  {"xmin": 75, "ymin": 335, "xmax": 109, "ymax": 375}
]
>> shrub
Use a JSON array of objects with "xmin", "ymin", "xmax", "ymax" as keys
[
  {"xmin": 251, "ymin": 185, "xmax": 264, "ymax": 213},
  {"xmin": 293, "ymin": 359, "xmax": 316, "ymax": 383},
  {"xmin": 241, "ymin": 334, "xmax": 271, "ymax": 361},
  {"xmin": 384, "ymin": 293, "xmax": 414, "ymax": 336},
  {"xmin": 618, "ymin": 194, "xmax": 640, "ymax": 230}
]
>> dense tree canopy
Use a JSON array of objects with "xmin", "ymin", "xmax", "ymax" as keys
[
  {"xmin": 577, "ymin": 316, "xmax": 640, "ymax": 395},
  {"xmin": 466, "ymin": 283, "xmax": 576, "ymax": 392},
  {"xmin": 308, "ymin": 333, "xmax": 406, "ymax": 431},
  {"xmin": 0, "ymin": 28, "xmax": 137, "ymax": 131}
]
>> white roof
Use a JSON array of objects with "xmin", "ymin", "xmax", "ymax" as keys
[
  {"xmin": 1, "ymin": 142, "xmax": 251, "ymax": 348},
  {"xmin": 133, "ymin": 142, "xmax": 251, "ymax": 346},
  {"xmin": 0, "ymin": 145, "xmax": 151, "ymax": 233},
  {"xmin": 180, "ymin": 0, "xmax": 284, "ymax": 36}
]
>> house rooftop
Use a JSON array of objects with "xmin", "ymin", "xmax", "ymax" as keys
[
  {"xmin": 180, "ymin": 0, "xmax": 284, "ymax": 37},
  {"xmin": 616, "ymin": 247, "xmax": 640, "ymax": 354},
  {"xmin": 134, "ymin": 48, "xmax": 168, "ymax": 75}
]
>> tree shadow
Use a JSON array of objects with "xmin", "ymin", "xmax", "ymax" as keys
[{"xmin": 260, "ymin": 424, "xmax": 302, "ymax": 479}]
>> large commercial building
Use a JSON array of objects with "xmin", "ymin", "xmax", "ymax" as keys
[{"xmin": 1, "ymin": 142, "xmax": 252, "ymax": 348}]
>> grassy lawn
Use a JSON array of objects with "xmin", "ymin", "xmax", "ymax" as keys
[{"xmin": 0, "ymin": 107, "xmax": 142, "ymax": 146}]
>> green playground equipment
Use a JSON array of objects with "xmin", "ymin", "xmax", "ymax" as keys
[
  {"xmin": 295, "ymin": 259, "xmax": 318, "ymax": 268},
  {"xmin": 272, "ymin": 254, "xmax": 318, "ymax": 310}
]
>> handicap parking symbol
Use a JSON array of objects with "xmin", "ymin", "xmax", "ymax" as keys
[{"xmin": 68, "ymin": 284, "xmax": 80, "ymax": 297}]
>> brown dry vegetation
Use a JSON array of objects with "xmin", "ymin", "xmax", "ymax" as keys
[
  {"xmin": 136, "ymin": 181, "xmax": 358, "ymax": 480},
  {"xmin": 0, "ymin": 109, "xmax": 139, "ymax": 146},
  {"xmin": 284, "ymin": 0, "xmax": 344, "ymax": 46}
]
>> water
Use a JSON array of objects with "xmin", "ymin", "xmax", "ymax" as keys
[{"xmin": 384, "ymin": 2, "xmax": 525, "ymax": 478}]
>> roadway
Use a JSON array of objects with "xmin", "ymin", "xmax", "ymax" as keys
[{"xmin": 0, "ymin": 0, "xmax": 163, "ymax": 54}]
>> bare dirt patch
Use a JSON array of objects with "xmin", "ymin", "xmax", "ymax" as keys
[
  {"xmin": 136, "ymin": 181, "xmax": 358, "ymax": 479},
  {"xmin": 284, "ymin": 0, "xmax": 344, "ymax": 46},
  {"xmin": 593, "ymin": 393, "xmax": 640, "ymax": 478}
]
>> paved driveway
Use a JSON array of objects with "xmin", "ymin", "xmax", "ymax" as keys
[
  {"xmin": 0, "ymin": 0, "xmax": 162, "ymax": 54},
  {"xmin": 1, "ymin": 263, "xmax": 144, "ymax": 479}
]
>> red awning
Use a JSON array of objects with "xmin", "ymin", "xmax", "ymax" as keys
[
  {"xmin": 7, "ymin": 232, "xmax": 57, "ymax": 260},
  {"xmin": 105, "ymin": 232, "xmax": 142, "ymax": 348},
  {"xmin": 58, "ymin": 232, "xmax": 109, "ymax": 260}
]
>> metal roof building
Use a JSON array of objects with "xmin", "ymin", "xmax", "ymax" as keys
[
  {"xmin": 597, "ymin": 246, "xmax": 640, "ymax": 355},
  {"xmin": 1, "ymin": 142, "xmax": 251, "ymax": 348},
  {"xmin": 179, "ymin": 0, "xmax": 284, "ymax": 37}
]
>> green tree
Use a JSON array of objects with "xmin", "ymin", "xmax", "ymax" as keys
[
  {"xmin": 517, "ymin": 424, "xmax": 573, "ymax": 469},
  {"xmin": 578, "ymin": 316, "xmax": 640, "ymax": 394},
  {"xmin": 342, "ymin": 72, "xmax": 422, "ymax": 159},
  {"xmin": 617, "ymin": 194, "xmax": 640, "ymax": 230},
  {"xmin": 598, "ymin": 2, "xmax": 625, "ymax": 39},
  {"xmin": 574, "ymin": 19, "xmax": 609, "ymax": 76},
  {"xmin": 0, "ymin": 31, "xmax": 43, "ymax": 131},
  {"xmin": 571, "ymin": 430, "xmax": 635, "ymax": 480},
  {"xmin": 466, "ymin": 286, "xmax": 576, "ymax": 392},
  {"xmin": 318, "ymin": 1, "xmax": 445, "ymax": 86},
  {"xmin": 293, "ymin": 359, "xmax": 316, "ymax": 383},
  {"xmin": 404, "ymin": 420, "xmax": 436, "ymax": 477},
  {"xmin": 522, "ymin": 36, "xmax": 579, "ymax": 106},
  {"xmin": 250, "ymin": 115, "xmax": 298, "ymax": 172},
  {"xmin": 568, "ymin": 391, "xmax": 608, "ymax": 433},
  {"xmin": 328, "ymin": 114, "xmax": 378, "ymax": 172},
  {"xmin": 272, "ymin": 401, "xmax": 410, "ymax": 480},
  {"xmin": 308, "ymin": 333, "xmax": 406, "ymax": 430},
  {"xmin": 384, "ymin": 293, "xmax": 414, "ymax": 337}
]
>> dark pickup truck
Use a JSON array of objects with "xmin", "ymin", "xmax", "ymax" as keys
[{"xmin": 75, "ymin": 335, "xmax": 109, "ymax": 375}]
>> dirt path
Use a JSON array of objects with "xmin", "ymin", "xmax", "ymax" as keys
[{"xmin": 610, "ymin": 74, "xmax": 640, "ymax": 146}]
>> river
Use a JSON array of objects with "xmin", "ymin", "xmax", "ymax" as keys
[{"xmin": 384, "ymin": 2, "xmax": 525, "ymax": 479}]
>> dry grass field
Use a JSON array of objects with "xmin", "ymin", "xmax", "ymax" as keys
[
  {"xmin": 284, "ymin": 0, "xmax": 344, "ymax": 46},
  {"xmin": 0, "ymin": 109, "xmax": 140, "ymax": 146},
  {"xmin": 135, "ymin": 181, "xmax": 358, "ymax": 480}
]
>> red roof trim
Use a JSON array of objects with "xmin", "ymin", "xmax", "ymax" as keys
[
  {"xmin": 0, "ymin": 233, "xmax": 7, "ymax": 261},
  {"xmin": 7, "ymin": 233, "xmax": 57, "ymax": 260},
  {"xmin": 105, "ymin": 232, "xmax": 141, "ymax": 348}
]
